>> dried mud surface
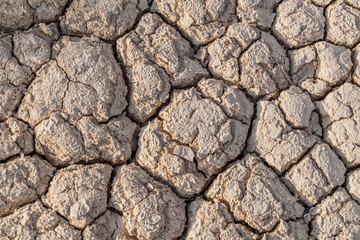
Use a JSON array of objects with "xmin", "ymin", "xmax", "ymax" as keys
[{"xmin": 0, "ymin": 0, "xmax": 360, "ymax": 239}]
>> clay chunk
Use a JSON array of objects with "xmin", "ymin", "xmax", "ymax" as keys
[
  {"xmin": 0, "ymin": 0, "xmax": 69, "ymax": 32},
  {"xmin": 316, "ymin": 83, "xmax": 360, "ymax": 168},
  {"xmin": 35, "ymin": 112, "xmax": 138, "ymax": 166},
  {"xmin": 34, "ymin": 113, "xmax": 87, "ymax": 166},
  {"xmin": 206, "ymin": 154, "xmax": 304, "ymax": 233},
  {"xmin": 0, "ymin": 118, "xmax": 34, "ymax": 162},
  {"xmin": 13, "ymin": 23, "xmax": 59, "ymax": 72},
  {"xmin": 110, "ymin": 164, "xmax": 186, "ymax": 240},
  {"xmin": 237, "ymin": 0, "xmax": 281, "ymax": 30},
  {"xmin": 42, "ymin": 164, "xmax": 113, "ymax": 229},
  {"xmin": 353, "ymin": 43, "xmax": 360, "ymax": 86},
  {"xmin": 18, "ymin": 36, "xmax": 128, "ymax": 126},
  {"xmin": 17, "ymin": 36, "xmax": 137, "ymax": 166},
  {"xmin": 185, "ymin": 198, "xmax": 258, "ymax": 240},
  {"xmin": 289, "ymin": 41, "xmax": 352, "ymax": 98},
  {"xmin": 262, "ymin": 220, "xmax": 309, "ymax": 240},
  {"xmin": 76, "ymin": 115, "xmax": 139, "ymax": 165},
  {"xmin": 17, "ymin": 61, "xmax": 69, "ymax": 127},
  {"xmin": 54, "ymin": 36, "xmax": 127, "ymax": 124},
  {"xmin": 279, "ymin": 86, "xmax": 315, "ymax": 128},
  {"xmin": 307, "ymin": 188, "xmax": 360, "ymax": 239},
  {"xmin": 160, "ymin": 88, "xmax": 248, "ymax": 176},
  {"xmin": 0, "ymin": 155, "xmax": 55, "ymax": 217},
  {"xmin": 239, "ymin": 32, "xmax": 290, "ymax": 99},
  {"xmin": 283, "ymin": 143, "xmax": 346, "ymax": 206},
  {"xmin": 61, "ymin": 0, "xmax": 150, "ymax": 40},
  {"xmin": 117, "ymin": 13, "xmax": 208, "ymax": 122},
  {"xmin": 247, "ymin": 99, "xmax": 317, "ymax": 174},
  {"xmin": 83, "ymin": 210, "xmax": 135, "ymax": 240},
  {"xmin": 0, "ymin": 201, "xmax": 81, "ymax": 240},
  {"xmin": 136, "ymin": 84, "xmax": 252, "ymax": 197},
  {"xmin": 326, "ymin": 0, "xmax": 360, "ymax": 47},
  {"xmin": 198, "ymin": 78, "xmax": 254, "ymax": 125},
  {"xmin": 347, "ymin": 169, "xmax": 360, "ymax": 205},
  {"xmin": 198, "ymin": 22, "xmax": 260, "ymax": 85},
  {"xmin": 136, "ymin": 119, "xmax": 206, "ymax": 198},
  {"xmin": 0, "ymin": 35, "xmax": 33, "ymax": 121},
  {"xmin": 151, "ymin": 0, "xmax": 237, "ymax": 46},
  {"xmin": 123, "ymin": 60, "xmax": 171, "ymax": 123},
  {"xmin": 273, "ymin": 0, "xmax": 325, "ymax": 48}
]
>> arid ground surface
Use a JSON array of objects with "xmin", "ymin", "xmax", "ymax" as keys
[{"xmin": 0, "ymin": 0, "xmax": 360, "ymax": 239}]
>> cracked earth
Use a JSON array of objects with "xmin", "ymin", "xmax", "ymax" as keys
[{"xmin": 0, "ymin": 0, "xmax": 360, "ymax": 239}]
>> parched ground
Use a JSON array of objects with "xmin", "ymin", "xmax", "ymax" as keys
[{"xmin": 0, "ymin": 0, "xmax": 360, "ymax": 239}]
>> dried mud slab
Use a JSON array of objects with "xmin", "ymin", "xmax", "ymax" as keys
[
  {"xmin": 53, "ymin": 36, "xmax": 127, "ymax": 123},
  {"xmin": 110, "ymin": 164, "xmax": 186, "ymax": 240},
  {"xmin": 136, "ymin": 82, "xmax": 252, "ymax": 197},
  {"xmin": 316, "ymin": 83, "xmax": 360, "ymax": 168},
  {"xmin": 35, "ymin": 112, "xmax": 138, "ymax": 166},
  {"xmin": 326, "ymin": 0, "xmax": 360, "ymax": 47},
  {"xmin": 42, "ymin": 164, "xmax": 112, "ymax": 229},
  {"xmin": 262, "ymin": 220, "xmax": 309, "ymax": 240},
  {"xmin": 184, "ymin": 198, "xmax": 258, "ymax": 240},
  {"xmin": 13, "ymin": 23, "xmax": 59, "ymax": 72},
  {"xmin": 272, "ymin": 0, "xmax": 325, "ymax": 48},
  {"xmin": 136, "ymin": 119, "xmax": 206, "ymax": 198},
  {"xmin": 200, "ymin": 29, "xmax": 290, "ymax": 99},
  {"xmin": 197, "ymin": 79, "xmax": 254, "ymax": 125},
  {"xmin": 16, "ymin": 36, "xmax": 138, "ymax": 166},
  {"xmin": 0, "ymin": 23, "xmax": 58, "ymax": 122},
  {"xmin": 83, "ymin": 210, "xmax": 135, "ymax": 240},
  {"xmin": 197, "ymin": 22, "xmax": 260, "ymax": 85},
  {"xmin": 122, "ymin": 60, "xmax": 171, "ymax": 123},
  {"xmin": 0, "ymin": 201, "xmax": 81, "ymax": 240},
  {"xmin": 117, "ymin": 13, "xmax": 208, "ymax": 122},
  {"xmin": 34, "ymin": 113, "xmax": 86, "ymax": 166},
  {"xmin": 18, "ymin": 36, "xmax": 127, "ymax": 126},
  {"xmin": 0, "ymin": 118, "xmax": 34, "ymax": 162},
  {"xmin": 283, "ymin": 143, "xmax": 346, "ymax": 206},
  {"xmin": 307, "ymin": 188, "xmax": 360, "ymax": 239},
  {"xmin": 0, "ymin": 0, "xmax": 69, "ymax": 32},
  {"xmin": 278, "ymin": 86, "xmax": 316, "ymax": 128},
  {"xmin": 75, "ymin": 115, "xmax": 138, "ymax": 164},
  {"xmin": 61, "ymin": 0, "xmax": 150, "ymax": 40},
  {"xmin": 0, "ymin": 155, "xmax": 55, "ymax": 217},
  {"xmin": 151, "ymin": 0, "xmax": 237, "ymax": 46},
  {"xmin": 247, "ymin": 87, "xmax": 319, "ymax": 174},
  {"xmin": 237, "ymin": 0, "xmax": 281, "ymax": 30},
  {"xmin": 347, "ymin": 169, "xmax": 360, "ymax": 205},
  {"xmin": 206, "ymin": 154, "xmax": 304, "ymax": 233},
  {"xmin": 289, "ymin": 41, "xmax": 352, "ymax": 98},
  {"xmin": 0, "ymin": 35, "xmax": 33, "ymax": 121},
  {"xmin": 16, "ymin": 61, "xmax": 68, "ymax": 127},
  {"xmin": 239, "ymin": 32, "xmax": 290, "ymax": 99},
  {"xmin": 353, "ymin": 43, "xmax": 360, "ymax": 86}
]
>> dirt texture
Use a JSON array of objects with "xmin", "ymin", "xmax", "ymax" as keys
[{"xmin": 0, "ymin": 0, "xmax": 359, "ymax": 239}]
